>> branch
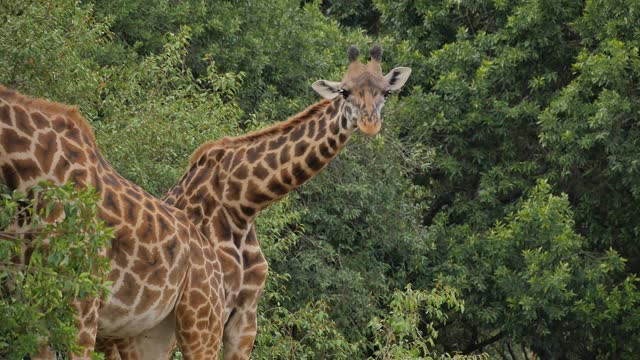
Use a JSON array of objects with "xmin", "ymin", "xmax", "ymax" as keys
[{"xmin": 463, "ymin": 331, "xmax": 505, "ymax": 354}]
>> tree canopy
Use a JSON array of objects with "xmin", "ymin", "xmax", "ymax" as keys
[{"xmin": 1, "ymin": 0, "xmax": 639, "ymax": 358}]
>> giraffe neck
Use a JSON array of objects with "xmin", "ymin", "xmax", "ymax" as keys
[{"xmin": 165, "ymin": 96, "xmax": 356, "ymax": 228}]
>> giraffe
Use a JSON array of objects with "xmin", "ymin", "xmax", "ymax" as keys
[
  {"xmin": 161, "ymin": 45, "xmax": 411, "ymax": 359},
  {"xmin": 0, "ymin": 85, "xmax": 225, "ymax": 360}
]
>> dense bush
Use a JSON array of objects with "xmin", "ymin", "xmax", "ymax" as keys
[
  {"xmin": 2, "ymin": 0, "xmax": 640, "ymax": 358},
  {"xmin": 0, "ymin": 183, "xmax": 112, "ymax": 359}
]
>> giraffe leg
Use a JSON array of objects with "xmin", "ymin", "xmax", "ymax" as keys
[
  {"xmin": 95, "ymin": 338, "xmax": 121, "ymax": 360},
  {"xmin": 29, "ymin": 345, "xmax": 56, "ymax": 360},
  {"xmin": 68, "ymin": 297, "xmax": 101, "ymax": 360},
  {"xmin": 174, "ymin": 256, "xmax": 225, "ymax": 359},
  {"xmin": 222, "ymin": 305, "xmax": 259, "ymax": 360}
]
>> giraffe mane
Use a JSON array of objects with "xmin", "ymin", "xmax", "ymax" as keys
[
  {"xmin": 188, "ymin": 99, "xmax": 331, "ymax": 165},
  {"xmin": 0, "ymin": 85, "xmax": 96, "ymax": 145}
]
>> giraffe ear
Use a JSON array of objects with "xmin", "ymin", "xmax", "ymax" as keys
[
  {"xmin": 384, "ymin": 67, "xmax": 412, "ymax": 91},
  {"xmin": 312, "ymin": 80, "xmax": 342, "ymax": 99}
]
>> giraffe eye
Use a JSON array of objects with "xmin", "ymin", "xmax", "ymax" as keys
[{"xmin": 340, "ymin": 89, "xmax": 350, "ymax": 98}]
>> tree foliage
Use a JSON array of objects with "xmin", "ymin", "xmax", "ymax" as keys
[
  {"xmin": 0, "ymin": 183, "xmax": 112, "ymax": 359},
  {"xmin": 2, "ymin": 0, "xmax": 640, "ymax": 358}
]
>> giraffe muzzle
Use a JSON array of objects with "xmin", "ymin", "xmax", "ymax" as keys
[{"xmin": 357, "ymin": 116, "xmax": 381, "ymax": 136}]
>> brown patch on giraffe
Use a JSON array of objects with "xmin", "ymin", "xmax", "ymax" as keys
[
  {"xmin": 110, "ymin": 229, "xmax": 135, "ymax": 268},
  {"xmin": 245, "ymin": 228, "xmax": 259, "ymax": 245},
  {"xmin": 236, "ymin": 288, "xmax": 257, "ymax": 307},
  {"xmin": 1, "ymin": 128, "xmax": 31, "ymax": 153},
  {"xmin": 1, "ymin": 164, "xmax": 18, "ymax": 190},
  {"xmin": 242, "ymin": 250, "xmax": 265, "ymax": 269},
  {"xmin": 328, "ymin": 137, "xmax": 338, "ymax": 151},
  {"xmin": 168, "ymin": 264, "xmax": 185, "ymax": 286},
  {"xmin": 219, "ymin": 246, "xmax": 241, "ymax": 268},
  {"xmin": 178, "ymin": 308, "xmax": 197, "ymax": 330},
  {"xmin": 291, "ymin": 162, "xmax": 310, "ymax": 183},
  {"xmin": 187, "ymin": 205, "xmax": 204, "ymax": 224},
  {"xmin": 147, "ymin": 265, "xmax": 169, "ymax": 287},
  {"xmin": 103, "ymin": 189, "xmax": 121, "ymax": 216},
  {"xmin": 190, "ymin": 243, "xmax": 205, "ymax": 266},
  {"xmin": 252, "ymin": 162, "xmax": 269, "ymax": 180},
  {"xmin": 264, "ymin": 152, "xmax": 277, "ymax": 170},
  {"xmin": 280, "ymin": 168, "xmax": 293, "ymax": 186},
  {"xmin": 34, "ymin": 130, "xmax": 57, "ymax": 173},
  {"xmin": 98, "ymin": 207, "xmax": 120, "ymax": 228},
  {"xmin": 136, "ymin": 211, "xmax": 157, "ymax": 243},
  {"xmin": 341, "ymin": 114, "xmax": 349, "ymax": 130},
  {"xmin": 13, "ymin": 105, "xmax": 35, "ymax": 136},
  {"xmin": 121, "ymin": 194, "xmax": 140, "ymax": 224},
  {"xmin": 246, "ymin": 142, "xmax": 265, "ymax": 163},
  {"xmin": 279, "ymin": 144, "xmax": 290, "ymax": 164},
  {"xmin": 156, "ymin": 213, "xmax": 171, "ymax": 240},
  {"xmin": 221, "ymin": 151, "xmax": 233, "ymax": 170},
  {"xmin": 232, "ymin": 164, "xmax": 249, "ymax": 180},
  {"xmin": 289, "ymin": 125, "xmax": 306, "ymax": 142},
  {"xmin": 163, "ymin": 237, "xmax": 178, "ymax": 265},
  {"xmin": 294, "ymin": 140, "xmax": 309, "ymax": 157},
  {"xmin": 77, "ymin": 330, "xmax": 95, "ymax": 348},
  {"xmin": 211, "ymin": 169, "xmax": 224, "ymax": 199},
  {"xmin": 227, "ymin": 206, "xmax": 247, "ymax": 227},
  {"xmin": 243, "ymin": 264, "xmax": 268, "ymax": 286},
  {"xmin": 203, "ymin": 194, "xmax": 218, "ymax": 217},
  {"xmin": 66, "ymin": 126, "xmax": 82, "ymax": 144},
  {"xmin": 69, "ymin": 169, "xmax": 88, "ymax": 187},
  {"xmin": 231, "ymin": 148, "xmax": 246, "ymax": 169},
  {"xmin": 329, "ymin": 121, "xmax": 340, "ymax": 135},
  {"xmin": 103, "ymin": 172, "xmax": 119, "ymax": 187},
  {"xmin": 213, "ymin": 213, "xmax": 231, "ymax": 240},
  {"xmin": 239, "ymin": 204, "xmax": 255, "ymax": 217},
  {"xmin": 305, "ymin": 150, "xmax": 323, "ymax": 171},
  {"xmin": 52, "ymin": 115, "xmax": 67, "ymax": 133},
  {"xmin": 91, "ymin": 168, "xmax": 102, "ymax": 193},
  {"xmin": 315, "ymin": 120, "xmax": 327, "ymax": 140},
  {"xmin": 132, "ymin": 245, "xmax": 162, "ymax": 280},
  {"xmin": 114, "ymin": 272, "xmax": 141, "ymax": 306},
  {"xmin": 186, "ymin": 167, "xmax": 210, "ymax": 194},
  {"xmin": 225, "ymin": 179, "xmax": 242, "ymax": 202},
  {"xmin": 143, "ymin": 198, "xmax": 156, "ymax": 212},
  {"xmin": 268, "ymin": 136, "xmax": 287, "ymax": 150},
  {"xmin": 100, "ymin": 304, "xmax": 130, "ymax": 322},
  {"xmin": 0, "ymin": 103, "xmax": 12, "ymax": 126},
  {"xmin": 13, "ymin": 158, "xmax": 40, "ymax": 182},
  {"xmin": 135, "ymin": 286, "xmax": 162, "ymax": 314},
  {"xmin": 190, "ymin": 266, "xmax": 207, "ymax": 285},
  {"xmin": 339, "ymin": 133, "xmax": 348, "ymax": 144},
  {"xmin": 188, "ymin": 290, "xmax": 208, "ymax": 308},
  {"xmin": 31, "ymin": 111, "xmax": 49, "ymax": 129},
  {"xmin": 307, "ymin": 120, "xmax": 316, "ymax": 138},
  {"xmin": 319, "ymin": 142, "xmax": 332, "ymax": 158},
  {"xmin": 60, "ymin": 137, "xmax": 86, "ymax": 165},
  {"xmin": 246, "ymin": 180, "xmax": 272, "ymax": 204},
  {"xmin": 267, "ymin": 177, "xmax": 288, "ymax": 196}
]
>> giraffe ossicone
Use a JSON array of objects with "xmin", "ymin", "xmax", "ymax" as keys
[
  {"xmin": 0, "ymin": 85, "xmax": 225, "ymax": 360},
  {"xmin": 161, "ymin": 44, "xmax": 412, "ymax": 359}
]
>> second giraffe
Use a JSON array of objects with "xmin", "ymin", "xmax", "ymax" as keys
[{"xmin": 161, "ymin": 44, "xmax": 411, "ymax": 360}]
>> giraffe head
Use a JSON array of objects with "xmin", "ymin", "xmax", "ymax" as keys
[{"xmin": 312, "ymin": 45, "xmax": 411, "ymax": 136}]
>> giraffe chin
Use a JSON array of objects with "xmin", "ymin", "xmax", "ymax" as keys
[{"xmin": 357, "ymin": 119, "xmax": 381, "ymax": 136}]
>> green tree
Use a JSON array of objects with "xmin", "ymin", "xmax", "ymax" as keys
[{"xmin": 0, "ymin": 183, "xmax": 112, "ymax": 359}]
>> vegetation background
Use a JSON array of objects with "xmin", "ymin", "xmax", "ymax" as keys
[{"xmin": 1, "ymin": 0, "xmax": 640, "ymax": 358}]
